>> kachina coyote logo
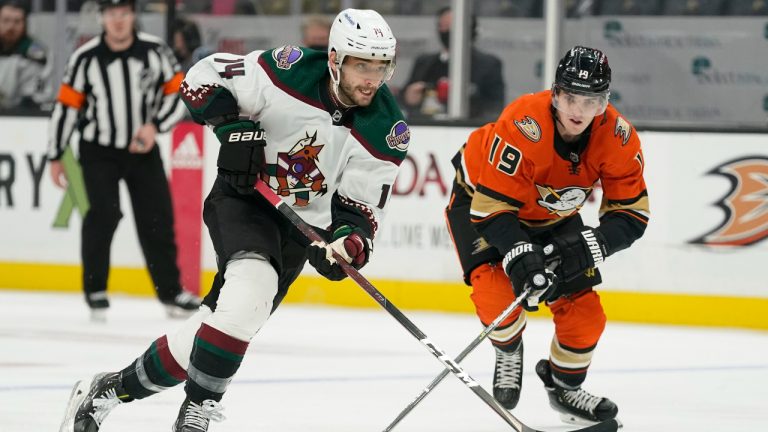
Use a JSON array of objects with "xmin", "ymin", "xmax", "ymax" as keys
[
  {"xmin": 691, "ymin": 156, "xmax": 768, "ymax": 246},
  {"xmin": 265, "ymin": 131, "xmax": 327, "ymax": 207}
]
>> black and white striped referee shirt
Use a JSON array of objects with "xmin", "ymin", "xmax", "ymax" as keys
[{"xmin": 47, "ymin": 32, "xmax": 184, "ymax": 160}]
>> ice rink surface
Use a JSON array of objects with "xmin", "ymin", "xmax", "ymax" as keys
[{"xmin": 1, "ymin": 290, "xmax": 766, "ymax": 432}]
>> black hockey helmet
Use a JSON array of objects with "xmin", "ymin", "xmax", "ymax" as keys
[
  {"xmin": 554, "ymin": 46, "xmax": 611, "ymax": 95},
  {"xmin": 98, "ymin": 0, "xmax": 135, "ymax": 10}
]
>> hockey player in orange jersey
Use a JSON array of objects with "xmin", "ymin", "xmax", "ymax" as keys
[{"xmin": 445, "ymin": 46, "xmax": 649, "ymax": 425}]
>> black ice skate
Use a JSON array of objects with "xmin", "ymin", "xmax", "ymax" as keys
[
  {"xmin": 492, "ymin": 341, "xmax": 524, "ymax": 410},
  {"xmin": 86, "ymin": 292, "xmax": 109, "ymax": 323},
  {"xmin": 163, "ymin": 291, "xmax": 202, "ymax": 319},
  {"xmin": 535, "ymin": 359, "xmax": 619, "ymax": 425},
  {"xmin": 59, "ymin": 372, "xmax": 127, "ymax": 432},
  {"xmin": 172, "ymin": 398, "xmax": 225, "ymax": 432}
]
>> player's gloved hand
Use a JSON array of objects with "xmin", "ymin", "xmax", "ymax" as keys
[
  {"xmin": 543, "ymin": 227, "xmax": 609, "ymax": 283},
  {"xmin": 214, "ymin": 120, "xmax": 266, "ymax": 194},
  {"xmin": 502, "ymin": 242, "xmax": 558, "ymax": 312},
  {"xmin": 306, "ymin": 225, "xmax": 372, "ymax": 281}
]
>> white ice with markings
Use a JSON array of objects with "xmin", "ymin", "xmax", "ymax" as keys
[{"xmin": 0, "ymin": 290, "xmax": 766, "ymax": 431}]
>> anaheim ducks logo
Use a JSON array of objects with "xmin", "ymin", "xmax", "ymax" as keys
[
  {"xmin": 536, "ymin": 184, "xmax": 593, "ymax": 216},
  {"xmin": 691, "ymin": 156, "xmax": 768, "ymax": 246},
  {"xmin": 614, "ymin": 116, "xmax": 631, "ymax": 146},
  {"xmin": 514, "ymin": 116, "xmax": 541, "ymax": 142}
]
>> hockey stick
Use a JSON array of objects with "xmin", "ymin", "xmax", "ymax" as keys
[
  {"xmin": 254, "ymin": 180, "xmax": 526, "ymax": 430},
  {"xmin": 383, "ymin": 289, "xmax": 530, "ymax": 431},
  {"xmin": 385, "ymin": 261, "xmax": 561, "ymax": 431},
  {"xmin": 254, "ymin": 179, "xmax": 619, "ymax": 432}
]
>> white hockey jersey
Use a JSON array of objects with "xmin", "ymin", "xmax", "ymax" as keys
[{"xmin": 181, "ymin": 46, "xmax": 410, "ymax": 237}]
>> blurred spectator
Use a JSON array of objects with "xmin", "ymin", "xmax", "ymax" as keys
[
  {"xmin": 173, "ymin": 16, "xmax": 213, "ymax": 72},
  {"xmin": 0, "ymin": 0, "xmax": 49, "ymax": 110},
  {"xmin": 180, "ymin": 0, "xmax": 256, "ymax": 14},
  {"xmin": 301, "ymin": 14, "xmax": 331, "ymax": 51},
  {"xmin": 400, "ymin": 7, "xmax": 505, "ymax": 121}
]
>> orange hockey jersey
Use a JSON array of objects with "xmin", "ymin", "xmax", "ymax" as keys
[{"xmin": 456, "ymin": 90, "xmax": 649, "ymax": 251}]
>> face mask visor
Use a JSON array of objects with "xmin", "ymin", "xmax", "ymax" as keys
[
  {"xmin": 339, "ymin": 56, "xmax": 396, "ymax": 88},
  {"xmin": 551, "ymin": 84, "xmax": 609, "ymax": 117}
]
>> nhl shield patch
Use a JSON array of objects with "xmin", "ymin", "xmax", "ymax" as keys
[{"xmin": 514, "ymin": 116, "xmax": 541, "ymax": 142}]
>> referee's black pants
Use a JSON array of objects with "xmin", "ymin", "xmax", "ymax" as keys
[{"xmin": 79, "ymin": 141, "xmax": 182, "ymax": 306}]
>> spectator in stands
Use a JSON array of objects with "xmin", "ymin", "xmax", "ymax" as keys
[
  {"xmin": 0, "ymin": 0, "xmax": 49, "ymax": 110},
  {"xmin": 400, "ymin": 6, "xmax": 505, "ymax": 121},
  {"xmin": 173, "ymin": 16, "xmax": 213, "ymax": 72},
  {"xmin": 301, "ymin": 14, "xmax": 331, "ymax": 51}
]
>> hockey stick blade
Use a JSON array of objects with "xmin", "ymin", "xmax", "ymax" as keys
[{"xmin": 253, "ymin": 180, "xmax": 535, "ymax": 431}]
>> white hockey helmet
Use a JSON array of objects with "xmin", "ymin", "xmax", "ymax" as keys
[{"xmin": 328, "ymin": 9, "xmax": 397, "ymax": 87}]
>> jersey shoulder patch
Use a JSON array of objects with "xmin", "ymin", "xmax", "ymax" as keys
[
  {"xmin": 599, "ymin": 104, "xmax": 636, "ymax": 148},
  {"xmin": 513, "ymin": 115, "xmax": 541, "ymax": 142},
  {"xmin": 258, "ymin": 47, "xmax": 326, "ymax": 104},
  {"xmin": 499, "ymin": 91, "xmax": 552, "ymax": 147},
  {"xmin": 614, "ymin": 115, "xmax": 632, "ymax": 146},
  {"xmin": 352, "ymin": 85, "xmax": 409, "ymax": 165}
]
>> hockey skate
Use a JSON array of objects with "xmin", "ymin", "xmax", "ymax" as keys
[
  {"xmin": 492, "ymin": 341, "xmax": 524, "ymax": 410},
  {"xmin": 172, "ymin": 398, "xmax": 225, "ymax": 432},
  {"xmin": 59, "ymin": 372, "xmax": 126, "ymax": 432},
  {"xmin": 163, "ymin": 291, "xmax": 202, "ymax": 319},
  {"xmin": 535, "ymin": 359, "xmax": 619, "ymax": 425},
  {"xmin": 86, "ymin": 293, "xmax": 109, "ymax": 323}
]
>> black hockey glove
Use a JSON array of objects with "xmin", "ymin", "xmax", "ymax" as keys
[
  {"xmin": 306, "ymin": 225, "xmax": 372, "ymax": 281},
  {"xmin": 543, "ymin": 227, "xmax": 609, "ymax": 283},
  {"xmin": 214, "ymin": 120, "xmax": 266, "ymax": 194},
  {"xmin": 502, "ymin": 242, "xmax": 558, "ymax": 312}
]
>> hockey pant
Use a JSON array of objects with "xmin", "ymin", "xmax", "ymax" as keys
[
  {"xmin": 120, "ymin": 255, "xmax": 278, "ymax": 403},
  {"xmin": 469, "ymin": 262, "xmax": 607, "ymax": 388}
]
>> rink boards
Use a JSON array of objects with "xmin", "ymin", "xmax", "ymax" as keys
[{"xmin": 0, "ymin": 117, "xmax": 766, "ymax": 329}]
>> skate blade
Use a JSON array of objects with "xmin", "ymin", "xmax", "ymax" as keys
[
  {"xmin": 59, "ymin": 380, "xmax": 90, "ymax": 432},
  {"xmin": 165, "ymin": 305, "xmax": 197, "ymax": 319},
  {"xmin": 559, "ymin": 412, "xmax": 623, "ymax": 428}
]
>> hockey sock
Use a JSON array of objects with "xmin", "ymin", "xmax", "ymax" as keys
[
  {"xmin": 185, "ymin": 323, "xmax": 249, "ymax": 403},
  {"xmin": 120, "ymin": 335, "xmax": 187, "ymax": 399}
]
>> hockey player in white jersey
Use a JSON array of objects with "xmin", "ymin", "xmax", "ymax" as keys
[{"xmin": 59, "ymin": 9, "xmax": 409, "ymax": 432}]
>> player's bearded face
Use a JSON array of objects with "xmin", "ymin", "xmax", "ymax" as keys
[{"xmin": 337, "ymin": 57, "xmax": 392, "ymax": 107}]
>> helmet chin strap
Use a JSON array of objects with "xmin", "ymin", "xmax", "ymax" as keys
[{"xmin": 328, "ymin": 61, "xmax": 356, "ymax": 108}]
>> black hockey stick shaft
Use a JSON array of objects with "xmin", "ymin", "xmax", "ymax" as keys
[
  {"xmin": 383, "ymin": 289, "xmax": 530, "ymax": 432},
  {"xmin": 254, "ymin": 180, "xmax": 530, "ymax": 431}
]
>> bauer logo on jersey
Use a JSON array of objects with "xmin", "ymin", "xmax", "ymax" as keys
[
  {"xmin": 385, "ymin": 120, "xmax": 410, "ymax": 152},
  {"xmin": 614, "ymin": 116, "xmax": 632, "ymax": 146},
  {"xmin": 535, "ymin": 184, "xmax": 592, "ymax": 216},
  {"xmin": 272, "ymin": 46, "xmax": 304, "ymax": 70},
  {"xmin": 690, "ymin": 156, "xmax": 768, "ymax": 246},
  {"xmin": 514, "ymin": 116, "xmax": 541, "ymax": 143}
]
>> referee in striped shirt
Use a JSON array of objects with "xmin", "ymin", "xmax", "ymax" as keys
[{"xmin": 47, "ymin": 0, "xmax": 200, "ymax": 321}]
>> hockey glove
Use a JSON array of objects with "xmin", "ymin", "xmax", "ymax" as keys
[
  {"xmin": 214, "ymin": 120, "xmax": 266, "ymax": 194},
  {"xmin": 306, "ymin": 225, "xmax": 372, "ymax": 281},
  {"xmin": 502, "ymin": 242, "xmax": 558, "ymax": 312},
  {"xmin": 543, "ymin": 227, "xmax": 609, "ymax": 283}
]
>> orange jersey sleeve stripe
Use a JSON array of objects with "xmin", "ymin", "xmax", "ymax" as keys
[
  {"xmin": 611, "ymin": 209, "xmax": 649, "ymax": 224},
  {"xmin": 163, "ymin": 72, "xmax": 184, "ymax": 95},
  {"xmin": 56, "ymin": 84, "xmax": 86, "ymax": 110}
]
